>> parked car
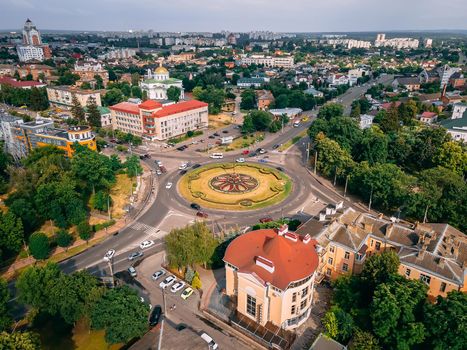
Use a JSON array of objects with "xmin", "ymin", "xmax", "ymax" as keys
[
  {"xmin": 180, "ymin": 170, "xmax": 187, "ymax": 175},
  {"xmin": 191, "ymin": 203, "xmax": 201, "ymax": 210},
  {"xmin": 242, "ymin": 150, "xmax": 250, "ymax": 155},
  {"xmin": 149, "ymin": 305, "xmax": 162, "ymax": 327},
  {"xmin": 181, "ymin": 287, "xmax": 194, "ymax": 300},
  {"xmin": 159, "ymin": 275, "xmax": 176, "ymax": 289},
  {"xmin": 259, "ymin": 148, "xmax": 266, "ymax": 154},
  {"xmin": 128, "ymin": 266, "xmax": 137, "ymax": 277},
  {"xmin": 171, "ymin": 281, "xmax": 186, "ymax": 293},
  {"xmin": 192, "ymin": 164, "xmax": 201, "ymax": 169},
  {"xmin": 103, "ymin": 249, "xmax": 115, "ymax": 261},
  {"xmin": 156, "ymin": 170, "xmax": 162, "ymax": 175},
  {"xmin": 236, "ymin": 157, "xmax": 245, "ymax": 163},
  {"xmin": 249, "ymin": 152, "xmax": 257, "ymax": 157},
  {"xmin": 139, "ymin": 240, "xmax": 155, "ymax": 249},
  {"xmin": 166, "ymin": 182, "xmax": 173, "ymax": 189},
  {"xmin": 155, "ymin": 160, "xmax": 162, "ymax": 167},
  {"xmin": 196, "ymin": 211, "xmax": 208, "ymax": 218},
  {"xmin": 159, "ymin": 166, "xmax": 167, "ymax": 173},
  {"xmin": 128, "ymin": 251, "xmax": 143, "ymax": 261},
  {"xmin": 272, "ymin": 144, "xmax": 280, "ymax": 149},
  {"xmin": 213, "ymin": 132, "xmax": 220, "ymax": 137},
  {"xmin": 222, "ymin": 130, "xmax": 229, "ymax": 134},
  {"xmin": 152, "ymin": 270, "xmax": 166, "ymax": 280},
  {"xmin": 260, "ymin": 217, "xmax": 273, "ymax": 223},
  {"xmin": 276, "ymin": 167, "xmax": 284, "ymax": 172},
  {"xmin": 179, "ymin": 163, "xmax": 188, "ymax": 170},
  {"xmin": 208, "ymin": 135, "xmax": 215, "ymax": 139},
  {"xmin": 200, "ymin": 333, "xmax": 218, "ymax": 350}
]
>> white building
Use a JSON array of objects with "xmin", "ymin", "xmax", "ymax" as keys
[
  {"xmin": 17, "ymin": 45, "xmax": 44, "ymax": 62},
  {"xmin": 452, "ymin": 103, "xmax": 467, "ymax": 119},
  {"xmin": 109, "ymin": 99, "xmax": 208, "ymax": 141},
  {"xmin": 439, "ymin": 64, "xmax": 461, "ymax": 89},
  {"xmin": 327, "ymin": 73, "xmax": 350, "ymax": 87},
  {"xmin": 47, "ymin": 86, "xmax": 102, "ymax": 109},
  {"xmin": 374, "ymin": 34, "xmax": 419, "ymax": 49},
  {"xmin": 98, "ymin": 48, "xmax": 137, "ymax": 60},
  {"xmin": 140, "ymin": 64, "xmax": 184, "ymax": 101},
  {"xmin": 240, "ymin": 54, "xmax": 294, "ymax": 68},
  {"xmin": 359, "ymin": 114, "xmax": 374, "ymax": 129},
  {"xmin": 16, "ymin": 19, "xmax": 50, "ymax": 62}
]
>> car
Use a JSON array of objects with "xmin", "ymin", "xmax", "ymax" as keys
[
  {"xmin": 222, "ymin": 130, "xmax": 229, "ymax": 134},
  {"xmin": 213, "ymin": 132, "xmax": 220, "ymax": 137},
  {"xmin": 171, "ymin": 281, "xmax": 186, "ymax": 293},
  {"xmin": 181, "ymin": 287, "xmax": 194, "ymax": 300},
  {"xmin": 272, "ymin": 144, "xmax": 280, "ymax": 149},
  {"xmin": 236, "ymin": 157, "xmax": 245, "ymax": 163},
  {"xmin": 156, "ymin": 170, "xmax": 162, "ymax": 175},
  {"xmin": 128, "ymin": 266, "xmax": 137, "ymax": 277},
  {"xmin": 128, "ymin": 251, "xmax": 144, "ymax": 261},
  {"xmin": 199, "ymin": 139, "xmax": 205, "ymax": 143},
  {"xmin": 259, "ymin": 148, "xmax": 266, "ymax": 154},
  {"xmin": 259, "ymin": 159, "xmax": 268, "ymax": 163},
  {"xmin": 276, "ymin": 166, "xmax": 284, "ymax": 172},
  {"xmin": 152, "ymin": 270, "xmax": 166, "ymax": 280},
  {"xmin": 139, "ymin": 240, "xmax": 155, "ymax": 249},
  {"xmin": 190, "ymin": 203, "xmax": 201, "ymax": 210},
  {"xmin": 159, "ymin": 275, "xmax": 176, "ymax": 289},
  {"xmin": 242, "ymin": 150, "xmax": 250, "ymax": 155},
  {"xmin": 159, "ymin": 166, "xmax": 167, "ymax": 173},
  {"xmin": 103, "ymin": 249, "xmax": 115, "ymax": 261},
  {"xmin": 166, "ymin": 182, "xmax": 173, "ymax": 189},
  {"xmin": 196, "ymin": 211, "xmax": 208, "ymax": 218},
  {"xmin": 200, "ymin": 333, "xmax": 218, "ymax": 350},
  {"xmin": 208, "ymin": 135, "xmax": 215, "ymax": 139},
  {"xmin": 249, "ymin": 152, "xmax": 257, "ymax": 157},
  {"xmin": 260, "ymin": 217, "xmax": 273, "ymax": 223},
  {"xmin": 180, "ymin": 170, "xmax": 187, "ymax": 175},
  {"xmin": 149, "ymin": 305, "xmax": 162, "ymax": 327},
  {"xmin": 233, "ymin": 125, "xmax": 240, "ymax": 129},
  {"xmin": 176, "ymin": 146, "xmax": 185, "ymax": 151},
  {"xmin": 179, "ymin": 163, "xmax": 188, "ymax": 170},
  {"xmin": 192, "ymin": 164, "xmax": 201, "ymax": 169},
  {"xmin": 155, "ymin": 160, "xmax": 162, "ymax": 166}
]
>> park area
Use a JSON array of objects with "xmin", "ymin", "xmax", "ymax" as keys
[{"xmin": 178, "ymin": 162, "xmax": 292, "ymax": 210}]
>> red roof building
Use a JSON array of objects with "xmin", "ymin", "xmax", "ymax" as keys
[{"xmin": 0, "ymin": 77, "xmax": 46, "ymax": 89}]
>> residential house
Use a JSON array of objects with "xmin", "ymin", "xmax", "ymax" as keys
[
  {"xmin": 237, "ymin": 78, "xmax": 265, "ymax": 88},
  {"xmin": 449, "ymin": 72, "xmax": 465, "ymax": 89},
  {"xmin": 419, "ymin": 111, "xmax": 438, "ymax": 124},
  {"xmin": 440, "ymin": 109, "xmax": 467, "ymax": 143},
  {"xmin": 309, "ymin": 333, "xmax": 347, "ymax": 350},
  {"xmin": 304, "ymin": 87, "xmax": 324, "ymax": 98},
  {"xmin": 256, "ymin": 90, "xmax": 275, "ymax": 110},
  {"xmin": 46, "ymin": 86, "xmax": 102, "ymax": 109},
  {"xmin": 0, "ymin": 77, "xmax": 46, "ymax": 89},
  {"xmin": 392, "ymin": 77, "xmax": 421, "ymax": 91},
  {"xmin": 452, "ymin": 103, "xmax": 467, "ymax": 119},
  {"xmin": 358, "ymin": 114, "xmax": 374, "ymax": 129}
]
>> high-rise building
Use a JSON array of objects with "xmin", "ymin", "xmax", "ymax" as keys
[
  {"xmin": 22, "ymin": 18, "xmax": 42, "ymax": 46},
  {"xmin": 16, "ymin": 19, "xmax": 51, "ymax": 62}
]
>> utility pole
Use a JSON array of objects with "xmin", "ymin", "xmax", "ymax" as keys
[
  {"xmin": 368, "ymin": 186, "xmax": 373, "ymax": 212},
  {"xmin": 306, "ymin": 142, "xmax": 310, "ymax": 167},
  {"xmin": 107, "ymin": 259, "xmax": 115, "ymax": 288},
  {"xmin": 158, "ymin": 288, "xmax": 166, "ymax": 350},
  {"xmin": 344, "ymin": 175, "xmax": 349, "ymax": 197},
  {"xmin": 313, "ymin": 150, "xmax": 318, "ymax": 174}
]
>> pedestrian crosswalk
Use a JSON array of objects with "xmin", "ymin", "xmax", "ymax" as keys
[{"xmin": 130, "ymin": 221, "xmax": 165, "ymax": 237}]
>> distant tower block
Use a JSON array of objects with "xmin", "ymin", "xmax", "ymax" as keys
[{"xmin": 22, "ymin": 18, "xmax": 42, "ymax": 46}]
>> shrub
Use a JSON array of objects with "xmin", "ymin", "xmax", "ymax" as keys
[
  {"xmin": 78, "ymin": 221, "xmax": 92, "ymax": 242},
  {"xmin": 185, "ymin": 267, "xmax": 195, "ymax": 284},
  {"xmin": 55, "ymin": 230, "xmax": 73, "ymax": 250},
  {"xmin": 239, "ymin": 199, "xmax": 253, "ymax": 206},
  {"xmin": 93, "ymin": 220, "xmax": 116, "ymax": 232},
  {"xmin": 192, "ymin": 191, "xmax": 206, "ymax": 199},
  {"xmin": 28, "ymin": 232, "xmax": 50, "ymax": 260},
  {"xmin": 192, "ymin": 273, "xmax": 202, "ymax": 289}
]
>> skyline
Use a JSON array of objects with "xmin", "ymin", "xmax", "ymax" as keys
[{"xmin": 1, "ymin": 0, "xmax": 467, "ymax": 32}]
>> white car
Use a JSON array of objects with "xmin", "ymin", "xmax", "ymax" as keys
[
  {"xmin": 159, "ymin": 275, "xmax": 176, "ymax": 289},
  {"xmin": 236, "ymin": 158, "xmax": 245, "ymax": 163},
  {"xmin": 201, "ymin": 333, "xmax": 218, "ymax": 350},
  {"xmin": 178, "ymin": 163, "xmax": 188, "ymax": 170},
  {"xmin": 166, "ymin": 182, "xmax": 173, "ymax": 189},
  {"xmin": 171, "ymin": 281, "xmax": 186, "ymax": 293},
  {"xmin": 151, "ymin": 270, "xmax": 166, "ymax": 280},
  {"xmin": 103, "ymin": 249, "xmax": 115, "ymax": 261},
  {"xmin": 139, "ymin": 240, "xmax": 155, "ymax": 249},
  {"xmin": 259, "ymin": 148, "xmax": 266, "ymax": 154}
]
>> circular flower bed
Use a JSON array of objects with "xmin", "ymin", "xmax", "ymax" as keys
[{"xmin": 210, "ymin": 173, "xmax": 259, "ymax": 193}]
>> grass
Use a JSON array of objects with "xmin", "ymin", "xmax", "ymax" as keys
[
  {"xmin": 278, "ymin": 130, "xmax": 307, "ymax": 152},
  {"xmin": 110, "ymin": 174, "xmax": 133, "ymax": 219},
  {"xmin": 208, "ymin": 113, "xmax": 232, "ymax": 129},
  {"xmin": 178, "ymin": 163, "xmax": 292, "ymax": 211},
  {"xmin": 211, "ymin": 132, "xmax": 265, "ymax": 152},
  {"xmin": 73, "ymin": 318, "xmax": 122, "ymax": 350},
  {"xmin": 168, "ymin": 130, "xmax": 203, "ymax": 144}
]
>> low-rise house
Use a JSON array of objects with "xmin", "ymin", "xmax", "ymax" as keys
[
  {"xmin": 304, "ymin": 87, "xmax": 324, "ymax": 98},
  {"xmin": 440, "ymin": 108, "xmax": 467, "ymax": 142},
  {"xmin": 0, "ymin": 77, "xmax": 46, "ymax": 89},
  {"xmin": 419, "ymin": 111, "xmax": 438, "ymax": 124},
  {"xmin": 256, "ymin": 90, "xmax": 274, "ymax": 110},
  {"xmin": 327, "ymin": 73, "xmax": 350, "ymax": 87},
  {"xmin": 309, "ymin": 333, "xmax": 347, "ymax": 350},
  {"xmin": 224, "ymin": 225, "xmax": 319, "ymax": 330},
  {"xmin": 17, "ymin": 64, "xmax": 54, "ymax": 81},
  {"xmin": 452, "ymin": 103, "xmax": 467, "ymax": 119},
  {"xmin": 449, "ymin": 71, "xmax": 465, "ymax": 89},
  {"xmin": 392, "ymin": 77, "xmax": 421, "ymax": 91},
  {"xmin": 237, "ymin": 77, "xmax": 265, "ymax": 88},
  {"xmin": 358, "ymin": 114, "xmax": 374, "ymax": 129},
  {"xmin": 73, "ymin": 60, "xmax": 109, "ymax": 87},
  {"xmin": 46, "ymin": 86, "xmax": 102, "ymax": 109}
]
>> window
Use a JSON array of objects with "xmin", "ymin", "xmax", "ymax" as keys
[
  {"xmin": 326, "ymin": 268, "xmax": 332, "ymax": 276},
  {"xmin": 292, "ymin": 292, "xmax": 297, "ymax": 302},
  {"xmin": 328, "ymin": 257, "xmax": 333, "ymax": 265},
  {"xmin": 246, "ymin": 295, "xmax": 256, "ymax": 317},
  {"xmin": 420, "ymin": 274, "xmax": 431, "ymax": 285},
  {"xmin": 301, "ymin": 287, "xmax": 308, "ymax": 298},
  {"xmin": 405, "ymin": 268, "xmax": 411, "ymax": 277},
  {"xmin": 440, "ymin": 282, "xmax": 447, "ymax": 292},
  {"xmin": 344, "ymin": 251, "xmax": 350, "ymax": 259},
  {"xmin": 291, "ymin": 305, "xmax": 296, "ymax": 315},
  {"xmin": 370, "ymin": 239, "xmax": 374, "ymax": 247},
  {"xmin": 329, "ymin": 245, "xmax": 335, "ymax": 253},
  {"xmin": 300, "ymin": 299, "xmax": 307, "ymax": 310},
  {"xmin": 375, "ymin": 242, "xmax": 381, "ymax": 251},
  {"xmin": 342, "ymin": 263, "xmax": 349, "ymax": 272}
]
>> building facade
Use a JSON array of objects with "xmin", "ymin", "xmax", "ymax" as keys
[
  {"xmin": 224, "ymin": 225, "xmax": 319, "ymax": 330},
  {"xmin": 140, "ymin": 65, "xmax": 184, "ymax": 101},
  {"xmin": 109, "ymin": 99, "xmax": 208, "ymax": 141},
  {"xmin": 46, "ymin": 86, "xmax": 102, "ymax": 109},
  {"xmin": 240, "ymin": 55, "xmax": 294, "ymax": 68},
  {"xmin": 16, "ymin": 19, "xmax": 51, "ymax": 62},
  {"xmin": 73, "ymin": 60, "xmax": 109, "ymax": 87},
  {"xmin": 374, "ymin": 34, "xmax": 419, "ymax": 49}
]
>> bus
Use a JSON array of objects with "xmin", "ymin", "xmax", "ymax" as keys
[{"xmin": 210, "ymin": 153, "xmax": 224, "ymax": 159}]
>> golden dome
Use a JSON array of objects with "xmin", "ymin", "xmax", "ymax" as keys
[{"xmin": 155, "ymin": 66, "xmax": 168, "ymax": 74}]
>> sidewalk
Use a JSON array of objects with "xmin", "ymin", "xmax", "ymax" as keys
[{"xmin": 1, "ymin": 162, "xmax": 155, "ymax": 280}]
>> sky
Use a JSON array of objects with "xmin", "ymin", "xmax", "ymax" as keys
[{"xmin": 1, "ymin": 0, "xmax": 466, "ymax": 32}]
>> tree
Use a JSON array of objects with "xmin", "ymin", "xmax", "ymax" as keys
[
  {"xmin": 55, "ymin": 230, "xmax": 73, "ymax": 251},
  {"xmin": 433, "ymin": 141, "xmax": 467, "ymax": 176},
  {"xmin": 371, "ymin": 275, "xmax": 427, "ymax": 349},
  {"xmin": 0, "ymin": 279, "xmax": 11, "ymax": 331},
  {"xmin": 93, "ymin": 75, "xmax": 104, "ymax": 90},
  {"xmin": 240, "ymin": 89, "xmax": 256, "ymax": 110},
  {"xmin": 192, "ymin": 85, "xmax": 225, "ymax": 114},
  {"xmin": 274, "ymin": 94, "xmax": 289, "ymax": 109},
  {"xmin": 28, "ymin": 87, "xmax": 49, "ymax": 111},
  {"xmin": 86, "ymin": 96, "xmax": 102, "ymax": 128},
  {"xmin": 315, "ymin": 134, "xmax": 354, "ymax": 180},
  {"xmin": 0, "ymin": 212, "xmax": 24, "ymax": 257},
  {"xmin": 360, "ymin": 251, "xmax": 400, "ymax": 296},
  {"xmin": 241, "ymin": 115, "xmax": 255, "ymax": 134},
  {"xmin": 308, "ymin": 118, "xmax": 329, "ymax": 141},
  {"xmin": 167, "ymin": 86, "xmax": 181, "ymax": 102},
  {"xmin": 350, "ymin": 102, "xmax": 361, "ymax": 119},
  {"xmin": 103, "ymin": 88, "xmax": 124, "ymax": 106},
  {"xmin": 0, "ymin": 331, "xmax": 41, "ymax": 350},
  {"xmin": 324, "ymin": 306, "xmax": 355, "ymax": 343},
  {"xmin": 326, "ymin": 117, "xmax": 362, "ymax": 153},
  {"xmin": 90, "ymin": 190, "xmax": 111, "ymax": 212},
  {"xmin": 409, "ymin": 127, "xmax": 449, "ymax": 171},
  {"xmin": 28, "ymin": 232, "xmax": 49, "ymax": 260},
  {"xmin": 349, "ymin": 329, "xmax": 381, "ymax": 350},
  {"xmin": 90, "ymin": 286, "xmax": 148, "ymax": 344},
  {"xmin": 131, "ymin": 86, "xmax": 142, "ymax": 99},
  {"xmin": 130, "ymin": 72, "xmax": 140, "ymax": 86},
  {"xmin": 191, "ymin": 274, "xmax": 202, "ymax": 289},
  {"xmin": 323, "ymin": 310, "xmax": 339, "ymax": 339},
  {"xmin": 249, "ymin": 110, "xmax": 273, "ymax": 131},
  {"xmin": 354, "ymin": 126, "xmax": 388, "ymax": 165},
  {"xmin": 423, "ymin": 291, "xmax": 467, "ymax": 350},
  {"xmin": 124, "ymin": 156, "xmax": 143, "ymax": 178},
  {"xmin": 70, "ymin": 94, "xmax": 85, "ymax": 122},
  {"xmin": 77, "ymin": 221, "xmax": 92, "ymax": 243},
  {"xmin": 318, "ymin": 103, "xmax": 344, "ymax": 120}
]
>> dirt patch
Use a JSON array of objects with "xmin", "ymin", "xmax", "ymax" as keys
[
  {"xmin": 209, "ymin": 114, "xmax": 232, "ymax": 129},
  {"xmin": 110, "ymin": 174, "xmax": 133, "ymax": 219}
]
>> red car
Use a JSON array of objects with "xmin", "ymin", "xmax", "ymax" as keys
[
  {"xmin": 196, "ymin": 211, "xmax": 209, "ymax": 218},
  {"xmin": 242, "ymin": 150, "xmax": 250, "ymax": 155},
  {"xmin": 260, "ymin": 217, "xmax": 273, "ymax": 223}
]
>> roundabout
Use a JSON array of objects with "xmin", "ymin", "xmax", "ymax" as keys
[{"xmin": 178, "ymin": 162, "xmax": 292, "ymax": 211}]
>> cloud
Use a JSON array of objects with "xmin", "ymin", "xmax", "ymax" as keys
[{"xmin": 0, "ymin": 0, "xmax": 466, "ymax": 31}]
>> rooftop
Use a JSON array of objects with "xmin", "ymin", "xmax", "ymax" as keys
[
  {"xmin": 153, "ymin": 100, "xmax": 208, "ymax": 118},
  {"xmin": 109, "ymin": 101, "xmax": 140, "ymax": 115},
  {"xmin": 223, "ymin": 228, "xmax": 319, "ymax": 290},
  {"xmin": 0, "ymin": 77, "xmax": 46, "ymax": 88}
]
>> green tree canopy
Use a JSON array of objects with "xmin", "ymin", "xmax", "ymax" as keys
[
  {"xmin": 167, "ymin": 86, "xmax": 181, "ymax": 102},
  {"xmin": 28, "ymin": 232, "xmax": 49, "ymax": 260},
  {"xmin": 0, "ymin": 279, "xmax": 11, "ymax": 332},
  {"xmin": 318, "ymin": 103, "xmax": 344, "ymax": 120},
  {"xmin": 86, "ymin": 96, "xmax": 101, "ymax": 128},
  {"xmin": 70, "ymin": 94, "xmax": 85, "ymax": 122},
  {"xmin": 0, "ymin": 331, "xmax": 41, "ymax": 350}
]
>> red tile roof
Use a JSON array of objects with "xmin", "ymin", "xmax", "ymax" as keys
[
  {"xmin": 109, "ymin": 101, "xmax": 140, "ymax": 115},
  {"xmin": 139, "ymin": 100, "xmax": 162, "ymax": 110},
  {"xmin": 381, "ymin": 101, "xmax": 402, "ymax": 110},
  {"xmin": 224, "ymin": 228, "xmax": 319, "ymax": 290},
  {"xmin": 421, "ymin": 111, "xmax": 437, "ymax": 119},
  {"xmin": 153, "ymin": 100, "xmax": 208, "ymax": 118},
  {"xmin": 0, "ymin": 77, "xmax": 45, "ymax": 89}
]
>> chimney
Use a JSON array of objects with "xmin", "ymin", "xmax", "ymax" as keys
[
  {"xmin": 363, "ymin": 222, "xmax": 374, "ymax": 234},
  {"xmin": 438, "ymin": 257, "xmax": 445, "ymax": 268},
  {"xmin": 278, "ymin": 224, "xmax": 288, "ymax": 236},
  {"xmin": 385, "ymin": 223, "xmax": 394, "ymax": 238}
]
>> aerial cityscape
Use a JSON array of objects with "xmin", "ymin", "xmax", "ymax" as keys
[{"xmin": 0, "ymin": 1, "xmax": 466, "ymax": 350}]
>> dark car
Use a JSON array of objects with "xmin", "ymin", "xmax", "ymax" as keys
[
  {"xmin": 192, "ymin": 164, "xmax": 201, "ymax": 169},
  {"xmin": 208, "ymin": 135, "xmax": 215, "ymax": 139},
  {"xmin": 149, "ymin": 305, "xmax": 162, "ymax": 327},
  {"xmin": 196, "ymin": 211, "xmax": 208, "ymax": 218},
  {"xmin": 260, "ymin": 217, "xmax": 273, "ymax": 223},
  {"xmin": 213, "ymin": 132, "xmax": 220, "ymax": 137},
  {"xmin": 177, "ymin": 146, "xmax": 185, "ymax": 151},
  {"xmin": 249, "ymin": 152, "xmax": 257, "ymax": 157},
  {"xmin": 276, "ymin": 167, "xmax": 284, "ymax": 172},
  {"xmin": 159, "ymin": 166, "xmax": 167, "ymax": 173},
  {"xmin": 191, "ymin": 203, "xmax": 201, "ymax": 210},
  {"xmin": 180, "ymin": 170, "xmax": 187, "ymax": 175},
  {"xmin": 222, "ymin": 130, "xmax": 229, "ymax": 134},
  {"xmin": 272, "ymin": 144, "xmax": 280, "ymax": 149}
]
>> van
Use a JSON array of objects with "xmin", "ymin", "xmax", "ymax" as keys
[
  {"xmin": 128, "ymin": 266, "xmax": 137, "ymax": 278},
  {"xmin": 210, "ymin": 153, "xmax": 224, "ymax": 159},
  {"xmin": 200, "ymin": 333, "xmax": 218, "ymax": 349},
  {"xmin": 293, "ymin": 120, "xmax": 300, "ymax": 127}
]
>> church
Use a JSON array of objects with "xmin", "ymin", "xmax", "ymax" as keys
[{"xmin": 140, "ymin": 63, "xmax": 184, "ymax": 101}]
